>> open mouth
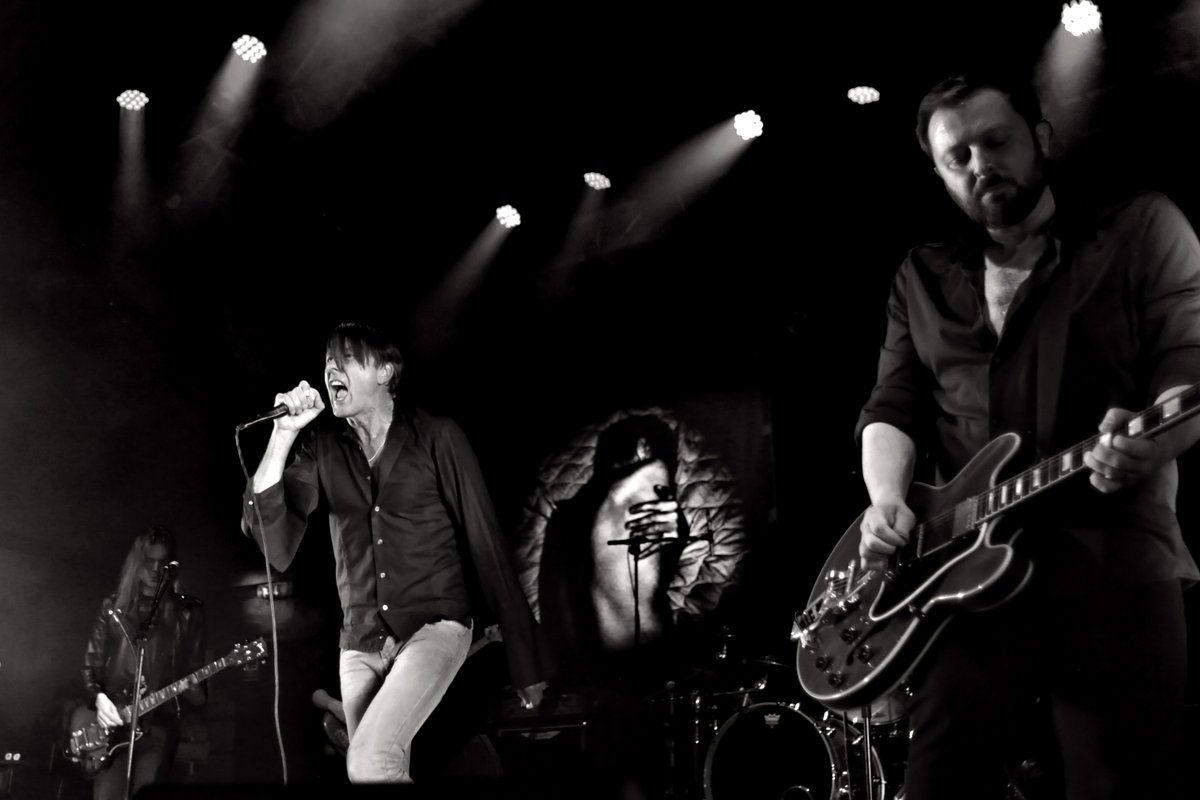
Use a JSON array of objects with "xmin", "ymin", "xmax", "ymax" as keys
[{"xmin": 328, "ymin": 379, "xmax": 349, "ymax": 402}]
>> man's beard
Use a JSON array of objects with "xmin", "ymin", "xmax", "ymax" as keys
[{"xmin": 956, "ymin": 157, "xmax": 1047, "ymax": 228}]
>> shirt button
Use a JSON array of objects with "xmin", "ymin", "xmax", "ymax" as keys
[
  {"xmin": 377, "ymin": 538, "xmax": 383, "ymax": 545},
  {"xmin": 382, "ymin": 604, "xmax": 389, "ymax": 611},
  {"xmin": 373, "ymin": 505, "xmax": 380, "ymax": 513},
  {"xmin": 379, "ymin": 572, "xmax": 386, "ymax": 579},
  {"xmin": 246, "ymin": 500, "xmax": 253, "ymax": 506}
]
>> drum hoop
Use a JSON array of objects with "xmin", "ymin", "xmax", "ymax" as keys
[{"xmin": 701, "ymin": 702, "xmax": 837, "ymax": 800}]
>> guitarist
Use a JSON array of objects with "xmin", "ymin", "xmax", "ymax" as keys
[
  {"xmin": 81, "ymin": 524, "xmax": 207, "ymax": 799},
  {"xmin": 855, "ymin": 69, "xmax": 1200, "ymax": 799}
]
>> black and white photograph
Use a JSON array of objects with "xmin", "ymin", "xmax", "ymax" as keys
[{"xmin": 1, "ymin": 1, "xmax": 1199, "ymax": 798}]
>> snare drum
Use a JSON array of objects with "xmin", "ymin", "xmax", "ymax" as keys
[
  {"xmin": 702, "ymin": 702, "xmax": 887, "ymax": 800},
  {"xmin": 841, "ymin": 684, "xmax": 911, "ymax": 727}
]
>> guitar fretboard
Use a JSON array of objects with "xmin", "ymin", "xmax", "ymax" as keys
[
  {"xmin": 118, "ymin": 639, "xmax": 264, "ymax": 724},
  {"xmin": 120, "ymin": 660, "xmax": 227, "ymax": 724},
  {"xmin": 913, "ymin": 383, "xmax": 1200, "ymax": 556}
]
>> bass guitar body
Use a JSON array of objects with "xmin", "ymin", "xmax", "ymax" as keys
[{"xmin": 796, "ymin": 433, "xmax": 1032, "ymax": 712}]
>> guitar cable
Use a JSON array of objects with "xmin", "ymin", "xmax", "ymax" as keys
[{"xmin": 235, "ymin": 429, "xmax": 289, "ymax": 785}]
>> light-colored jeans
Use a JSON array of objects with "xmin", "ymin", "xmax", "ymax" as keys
[{"xmin": 339, "ymin": 618, "xmax": 472, "ymax": 783}]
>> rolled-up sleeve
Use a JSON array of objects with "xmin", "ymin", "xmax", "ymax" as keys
[
  {"xmin": 241, "ymin": 434, "xmax": 321, "ymax": 573},
  {"xmin": 1135, "ymin": 194, "xmax": 1200, "ymax": 399},
  {"xmin": 434, "ymin": 419, "xmax": 544, "ymax": 689},
  {"xmin": 855, "ymin": 260, "xmax": 932, "ymax": 448}
]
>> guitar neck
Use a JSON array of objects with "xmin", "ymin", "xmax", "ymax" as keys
[
  {"xmin": 119, "ymin": 658, "xmax": 229, "ymax": 724},
  {"xmin": 977, "ymin": 383, "xmax": 1200, "ymax": 522}
]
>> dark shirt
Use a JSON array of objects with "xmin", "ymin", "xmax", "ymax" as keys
[
  {"xmin": 857, "ymin": 191, "xmax": 1200, "ymax": 587},
  {"xmin": 242, "ymin": 406, "xmax": 542, "ymax": 689},
  {"xmin": 82, "ymin": 593, "xmax": 207, "ymax": 723}
]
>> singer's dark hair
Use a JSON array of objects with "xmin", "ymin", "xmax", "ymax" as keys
[
  {"xmin": 326, "ymin": 321, "xmax": 405, "ymax": 396},
  {"xmin": 594, "ymin": 414, "xmax": 678, "ymax": 484},
  {"xmin": 114, "ymin": 524, "xmax": 177, "ymax": 617},
  {"xmin": 915, "ymin": 69, "xmax": 1044, "ymax": 160}
]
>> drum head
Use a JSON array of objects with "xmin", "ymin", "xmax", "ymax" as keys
[{"xmin": 703, "ymin": 703, "xmax": 834, "ymax": 800}]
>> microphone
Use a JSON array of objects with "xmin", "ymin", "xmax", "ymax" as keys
[
  {"xmin": 236, "ymin": 404, "xmax": 288, "ymax": 432},
  {"xmin": 162, "ymin": 560, "xmax": 180, "ymax": 576}
]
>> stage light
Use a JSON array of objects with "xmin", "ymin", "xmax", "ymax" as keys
[
  {"xmin": 583, "ymin": 172, "xmax": 611, "ymax": 190},
  {"xmin": 496, "ymin": 205, "xmax": 521, "ymax": 228},
  {"xmin": 1062, "ymin": 1, "xmax": 1101, "ymax": 36},
  {"xmin": 848, "ymin": 86, "xmax": 881, "ymax": 105},
  {"xmin": 733, "ymin": 110, "xmax": 763, "ymax": 140},
  {"xmin": 233, "ymin": 35, "xmax": 268, "ymax": 63},
  {"xmin": 116, "ymin": 90, "xmax": 149, "ymax": 111},
  {"xmin": 255, "ymin": 581, "xmax": 293, "ymax": 599}
]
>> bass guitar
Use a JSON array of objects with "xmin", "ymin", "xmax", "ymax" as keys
[
  {"xmin": 66, "ymin": 637, "xmax": 267, "ymax": 777},
  {"xmin": 795, "ymin": 384, "xmax": 1200, "ymax": 712}
]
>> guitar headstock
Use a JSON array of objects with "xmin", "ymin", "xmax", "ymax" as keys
[{"xmin": 228, "ymin": 637, "xmax": 268, "ymax": 666}]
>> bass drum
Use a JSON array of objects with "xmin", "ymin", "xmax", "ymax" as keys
[{"xmin": 703, "ymin": 703, "xmax": 887, "ymax": 800}]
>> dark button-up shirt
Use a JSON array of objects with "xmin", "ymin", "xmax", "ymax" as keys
[
  {"xmin": 242, "ymin": 406, "xmax": 542, "ymax": 688},
  {"xmin": 857, "ymin": 191, "xmax": 1200, "ymax": 587}
]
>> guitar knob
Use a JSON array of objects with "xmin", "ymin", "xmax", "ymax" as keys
[
  {"xmin": 840, "ymin": 627, "xmax": 859, "ymax": 643},
  {"xmin": 814, "ymin": 655, "xmax": 832, "ymax": 671},
  {"xmin": 857, "ymin": 645, "xmax": 873, "ymax": 663},
  {"xmin": 827, "ymin": 672, "xmax": 845, "ymax": 687}
]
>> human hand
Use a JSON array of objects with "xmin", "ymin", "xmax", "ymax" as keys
[
  {"xmin": 272, "ymin": 380, "xmax": 325, "ymax": 434},
  {"xmin": 517, "ymin": 681, "xmax": 548, "ymax": 709},
  {"xmin": 859, "ymin": 497, "xmax": 915, "ymax": 570},
  {"xmin": 625, "ymin": 485, "xmax": 681, "ymax": 541},
  {"xmin": 1083, "ymin": 407, "xmax": 1163, "ymax": 494},
  {"xmin": 95, "ymin": 692, "xmax": 123, "ymax": 729}
]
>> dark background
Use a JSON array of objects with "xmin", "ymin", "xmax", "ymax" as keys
[{"xmin": 2, "ymin": 0, "xmax": 1200, "ymax": 791}]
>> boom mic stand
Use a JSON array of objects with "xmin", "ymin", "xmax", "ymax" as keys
[
  {"xmin": 605, "ymin": 531, "xmax": 658, "ymax": 648},
  {"xmin": 124, "ymin": 562, "xmax": 175, "ymax": 800}
]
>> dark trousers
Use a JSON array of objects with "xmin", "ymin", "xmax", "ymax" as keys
[
  {"xmin": 903, "ymin": 579, "xmax": 1187, "ymax": 800},
  {"xmin": 93, "ymin": 723, "xmax": 177, "ymax": 800}
]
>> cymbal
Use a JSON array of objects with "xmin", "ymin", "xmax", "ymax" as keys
[{"xmin": 744, "ymin": 657, "xmax": 791, "ymax": 669}]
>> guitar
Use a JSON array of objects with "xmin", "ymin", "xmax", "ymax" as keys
[
  {"xmin": 794, "ymin": 385, "xmax": 1200, "ymax": 712},
  {"xmin": 312, "ymin": 623, "xmax": 503, "ymax": 757},
  {"xmin": 66, "ymin": 637, "xmax": 267, "ymax": 777}
]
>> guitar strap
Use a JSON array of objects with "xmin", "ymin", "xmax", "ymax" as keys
[{"xmin": 1034, "ymin": 234, "xmax": 1075, "ymax": 458}]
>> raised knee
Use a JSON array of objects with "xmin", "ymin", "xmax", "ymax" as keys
[{"xmin": 346, "ymin": 742, "xmax": 410, "ymax": 784}]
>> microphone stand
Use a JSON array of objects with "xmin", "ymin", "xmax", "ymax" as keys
[
  {"xmin": 606, "ymin": 533, "xmax": 655, "ymax": 648},
  {"xmin": 124, "ymin": 564, "xmax": 175, "ymax": 800}
]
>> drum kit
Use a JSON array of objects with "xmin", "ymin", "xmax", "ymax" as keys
[{"xmin": 653, "ymin": 625, "xmax": 912, "ymax": 800}]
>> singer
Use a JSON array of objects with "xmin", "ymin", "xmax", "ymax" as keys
[
  {"xmin": 240, "ymin": 320, "xmax": 546, "ymax": 784},
  {"xmin": 81, "ymin": 524, "xmax": 207, "ymax": 800}
]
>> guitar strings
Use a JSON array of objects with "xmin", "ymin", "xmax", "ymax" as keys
[{"xmin": 900, "ymin": 384, "xmax": 1200, "ymax": 559}]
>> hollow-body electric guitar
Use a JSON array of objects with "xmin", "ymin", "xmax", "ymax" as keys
[
  {"xmin": 795, "ymin": 385, "xmax": 1200, "ymax": 712},
  {"xmin": 66, "ymin": 637, "xmax": 267, "ymax": 777}
]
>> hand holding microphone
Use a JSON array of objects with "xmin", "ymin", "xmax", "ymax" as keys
[{"xmin": 271, "ymin": 380, "xmax": 326, "ymax": 434}]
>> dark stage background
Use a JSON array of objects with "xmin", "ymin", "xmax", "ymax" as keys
[{"xmin": 2, "ymin": 0, "xmax": 1200, "ymax": 794}]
